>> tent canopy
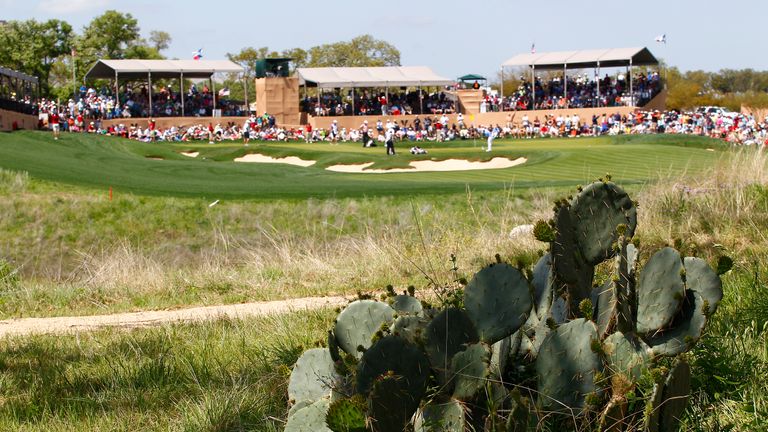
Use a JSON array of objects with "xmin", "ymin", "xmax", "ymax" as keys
[
  {"xmin": 85, "ymin": 59, "xmax": 244, "ymax": 80},
  {"xmin": 502, "ymin": 47, "xmax": 658, "ymax": 70},
  {"xmin": 0, "ymin": 66, "xmax": 39, "ymax": 84},
  {"xmin": 457, "ymin": 74, "xmax": 486, "ymax": 81},
  {"xmin": 297, "ymin": 66, "xmax": 454, "ymax": 89}
]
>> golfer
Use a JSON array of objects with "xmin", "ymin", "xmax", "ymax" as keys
[
  {"xmin": 486, "ymin": 125, "xmax": 499, "ymax": 152},
  {"xmin": 50, "ymin": 110, "xmax": 61, "ymax": 140}
]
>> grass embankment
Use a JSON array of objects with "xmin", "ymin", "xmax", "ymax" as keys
[
  {"xmin": 0, "ymin": 133, "xmax": 730, "ymax": 318},
  {"xmin": 0, "ymin": 131, "xmax": 725, "ymax": 198}
]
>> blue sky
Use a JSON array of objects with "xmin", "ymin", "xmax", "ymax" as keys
[{"xmin": 3, "ymin": 0, "xmax": 768, "ymax": 79}]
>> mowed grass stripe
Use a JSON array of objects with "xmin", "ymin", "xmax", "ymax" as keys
[{"xmin": 0, "ymin": 131, "xmax": 727, "ymax": 198}]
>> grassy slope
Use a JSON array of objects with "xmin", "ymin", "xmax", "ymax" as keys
[
  {"xmin": 0, "ymin": 132, "xmax": 735, "ymax": 319},
  {"xmin": 0, "ymin": 131, "xmax": 726, "ymax": 198},
  {"xmin": 0, "ymin": 134, "xmax": 766, "ymax": 430}
]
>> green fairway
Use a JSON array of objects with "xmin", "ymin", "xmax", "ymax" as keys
[{"xmin": 0, "ymin": 131, "xmax": 728, "ymax": 198}]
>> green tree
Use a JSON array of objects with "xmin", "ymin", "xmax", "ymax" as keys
[
  {"xmin": 149, "ymin": 30, "xmax": 171, "ymax": 52},
  {"xmin": 304, "ymin": 35, "xmax": 400, "ymax": 67},
  {"xmin": 0, "ymin": 19, "xmax": 73, "ymax": 95},
  {"xmin": 78, "ymin": 11, "xmax": 140, "ymax": 60}
]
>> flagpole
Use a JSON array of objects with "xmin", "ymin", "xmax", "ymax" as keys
[{"xmin": 72, "ymin": 49, "xmax": 76, "ymax": 102}]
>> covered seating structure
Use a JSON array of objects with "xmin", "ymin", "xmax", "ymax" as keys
[
  {"xmin": 0, "ymin": 66, "xmax": 40, "ymax": 115},
  {"xmin": 457, "ymin": 74, "xmax": 487, "ymax": 89},
  {"xmin": 84, "ymin": 59, "xmax": 244, "ymax": 117},
  {"xmin": 297, "ymin": 66, "xmax": 454, "ymax": 115},
  {"xmin": 501, "ymin": 47, "xmax": 658, "ymax": 108}
]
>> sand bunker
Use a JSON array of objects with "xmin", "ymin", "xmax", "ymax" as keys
[
  {"xmin": 181, "ymin": 151, "xmax": 199, "ymax": 158},
  {"xmin": 326, "ymin": 157, "xmax": 527, "ymax": 173},
  {"xmin": 145, "ymin": 156, "xmax": 164, "ymax": 160},
  {"xmin": 234, "ymin": 153, "xmax": 316, "ymax": 167}
]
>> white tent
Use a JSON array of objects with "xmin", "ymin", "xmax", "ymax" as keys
[
  {"xmin": 84, "ymin": 59, "xmax": 244, "ymax": 117},
  {"xmin": 297, "ymin": 66, "xmax": 453, "ymax": 88}
]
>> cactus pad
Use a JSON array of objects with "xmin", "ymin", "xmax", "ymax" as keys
[
  {"xmin": 425, "ymin": 308, "xmax": 479, "ymax": 385},
  {"xmin": 451, "ymin": 342, "xmax": 492, "ymax": 401},
  {"xmin": 646, "ymin": 290, "xmax": 707, "ymax": 357},
  {"xmin": 285, "ymin": 397, "xmax": 332, "ymax": 432},
  {"xmin": 325, "ymin": 396, "xmax": 367, "ymax": 432},
  {"xmin": 536, "ymin": 318, "xmax": 601, "ymax": 411},
  {"xmin": 603, "ymin": 332, "xmax": 649, "ymax": 383},
  {"xmin": 490, "ymin": 334, "xmax": 512, "ymax": 377},
  {"xmin": 368, "ymin": 374, "xmax": 417, "ymax": 432},
  {"xmin": 391, "ymin": 315, "xmax": 427, "ymax": 344},
  {"xmin": 464, "ymin": 263, "xmax": 532, "ymax": 344},
  {"xmin": 356, "ymin": 335, "xmax": 430, "ymax": 403},
  {"xmin": 659, "ymin": 360, "xmax": 691, "ymax": 432},
  {"xmin": 595, "ymin": 280, "xmax": 617, "ymax": 338},
  {"xmin": 532, "ymin": 253, "xmax": 554, "ymax": 318},
  {"xmin": 569, "ymin": 181, "xmax": 637, "ymax": 265},
  {"xmin": 288, "ymin": 348, "xmax": 341, "ymax": 405},
  {"xmin": 334, "ymin": 300, "xmax": 395, "ymax": 359},
  {"xmin": 390, "ymin": 294, "xmax": 423, "ymax": 315},
  {"xmin": 637, "ymin": 247, "xmax": 685, "ymax": 334},
  {"xmin": 414, "ymin": 399, "xmax": 466, "ymax": 432},
  {"xmin": 683, "ymin": 257, "xmax": 723, "ymax": 315}
]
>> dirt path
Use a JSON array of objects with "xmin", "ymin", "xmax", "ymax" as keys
[{"xmin": 0, "ymin": 296, "xmax": 350, "ymax": 338}]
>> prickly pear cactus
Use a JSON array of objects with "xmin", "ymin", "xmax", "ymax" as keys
[
  {"xmin": 325, "ymin": 396, "xmax": 367, "ymax": 432},
  {"xmin": 464, "ymin": 263, "xmax": 532, "ymax": 344},
  {"xmin": 414, "ymin": 400, "xmax": 465, "ymax": 432},
  {"xmin": 288, "ymin": 348, "xmax": 341, "ymax": 405},
  {"xmin": 536, "ymin": 319, "xmax": 602, "ymax": 411},
  {"xmin": 333, "ymin": 300, "xmax": 394, "ymax": 359},
  {"xmin": 636, "ymin": 247, "xmax": 685, "ymax": 334},
  {"xmin": 284, "ymin": 179, "xmax": 726, "ymax": 432}
]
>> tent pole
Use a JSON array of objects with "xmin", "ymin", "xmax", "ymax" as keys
[
  {"xmin": 500, "ymin": 66, "xmax": 504, "ymax": 104},
  {"xmin": 148, "ymin": 71, "xmax": 152, "ymax": 117},
  {"xmin": 243, "ymin": 67, "xmax": 248, "ymax": 116},
  {"xmin": 419, "ymin": 85, "xmax": 423, "ymax": 114},
  {"xmin": 114, "ymin": 71, "xmax": 118, "ymax": 115},
  {"xmin": 351, "ymin": 87, "xmax": 355, "ymax": 116},
  {"xmin": 531, "ymin": 66, "xmax": 535, "ymax": 110},
  {"xmin": 596, "ymin": 62, "xmax": 601, "ymax": 107},
  {"xmin": 180, "ymin": 72, "xmax": 185, "ymax": 117},
  {"xmin": 211, "ymin": 75, "xmax": 216, "ymax": 117},
  {"xmin": 563, "ymin": 64, "xmax": 567, "ymax": 108},
  {"xmin": 629, "ymin": 60, "xmax": 633, "ymax": 107},
  {"xmin": 385, "ymin": 85, "xmax": 389, "ymax": 116}
]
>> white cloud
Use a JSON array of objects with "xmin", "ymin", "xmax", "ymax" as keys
[{"xmin": 37, "ymin": 0, "xmax": 111, "ymax": 14}]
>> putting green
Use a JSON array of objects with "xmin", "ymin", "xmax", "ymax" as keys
[{"xmin": 0, "ymin": 131, "xmax": 728, "ymax": 199}]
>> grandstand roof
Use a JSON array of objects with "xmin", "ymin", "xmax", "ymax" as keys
[
  {"xmin": 85, "ymin": 59, "xmax": 244, "ymax": 80},
  {"xmin": 297, "ymin": 66, "xmax": 454, "ymax": 88},
  {"xmin": 502, "ymin": 47, "xmax": 658, "ymax": 70},
  {"xmin": 0, "ymin": 66, "xmax": 39, "ymax": 84}
]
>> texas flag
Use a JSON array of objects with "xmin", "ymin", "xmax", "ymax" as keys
[
  {"xmin": 192, "ymin": 48, "xmax": 203, "ymax": 60},
  {"xmin": 655, "ymin": 34, "xmax": 667, "ymax": 44}
]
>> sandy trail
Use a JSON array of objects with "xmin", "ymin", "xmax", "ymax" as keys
[{"xmin": 0, "ymin": 296, "xmax": 349, "ymax": 338}]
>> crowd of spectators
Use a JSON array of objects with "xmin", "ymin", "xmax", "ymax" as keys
[
  {"xmin": 39, "ymin": 106, "xmax": 768, "ymax": 148},
  {"xmin": 301, "ymin": 89, "xmax": 455, "ymax": 117},
  {"xmin": 481, "ymin": 71, "xmax": 662, "ymax": 112},
  {"xmin": 22, "ymin": 82, "xmax": 244, "ymax": 123}
]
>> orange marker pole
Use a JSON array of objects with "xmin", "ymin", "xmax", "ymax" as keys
[{"xmin": 109, "ymin": 187, "xmax": 113, "ymax": 201}]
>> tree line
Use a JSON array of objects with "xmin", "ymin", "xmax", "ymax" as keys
[
  {"xmin": 0, "ymin": 10, "xmax": 399, "ymax": 103},
  {"xmin": 1, "ymin": 10, "xmax": 766, "ymax": 112}
]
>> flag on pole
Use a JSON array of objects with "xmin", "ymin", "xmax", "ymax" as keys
[
  {"xmin": 218, "ymin": 87, "xmax": 230, "ymax": 97},
  {"xmin": 530, "ymin": 43, "xmax": 536, "ymax": 54},
  {"xmin": 655, "ymin": 34, "xmax": 667, "ymax": 44},
  {"xmin": 192, "ymin": 48, "xmax": 203, "ymax": 60}
]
